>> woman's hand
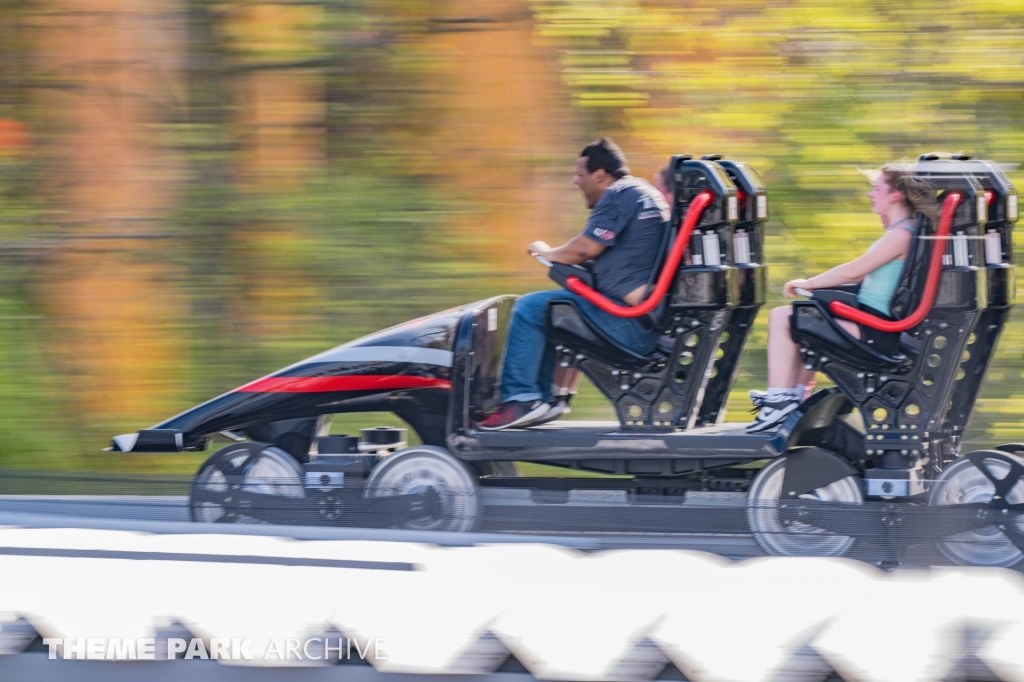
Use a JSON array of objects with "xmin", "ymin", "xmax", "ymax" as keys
[{"xmin": 783, "ymin": 279, "xmax": 812, "ymax": 298}]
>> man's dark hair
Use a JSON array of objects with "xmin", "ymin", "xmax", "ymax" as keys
[{"xmin": 579, "ymin": 137, "xmax": 630, "ymax": 179}]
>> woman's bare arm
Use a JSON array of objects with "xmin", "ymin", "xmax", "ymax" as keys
[{"xmin": 783, "ymin": 228, "xmax": 913, "ymax": 297}]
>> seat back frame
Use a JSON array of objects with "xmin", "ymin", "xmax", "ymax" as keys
[
  {"xmin": 793, "ymin": 170, "xmax": 991, "ymax": 471},
  {"xmin": 546, "ymin": 156, "xmax": 747, "ymax": 431}
]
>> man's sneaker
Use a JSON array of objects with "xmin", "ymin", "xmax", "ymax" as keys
[
  {"xmin": 522, "ymin": 398, "xmax": 571, "ymax": 427},
  {"xmin": 746, "ymin": 398, "xmax": 799, "ymax": 433},
  {"xmin": 479, "ymin": 400, "xmax": 550, "ymax": 431}
]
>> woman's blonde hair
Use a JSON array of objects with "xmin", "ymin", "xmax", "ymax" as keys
[{"xmin": 880, "ymin": 162, "xmax": 940, "ymax": 223}]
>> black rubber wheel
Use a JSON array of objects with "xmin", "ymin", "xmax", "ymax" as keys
[
  {"xmin": 190, "ymin": 442, "xmax": 305, "ymax": 524},
  {"xmin": 929, "ymin": 451, "xmax": 1024, "ymax": 567},
  {"xmin": 365, "ymin": 446, "xmax": 480, "ymax": 532},
  {"xmin": 747, "ymin": 451, "xmax": 862, "ymax": 557}
]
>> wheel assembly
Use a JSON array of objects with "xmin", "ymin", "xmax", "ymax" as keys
[
  {"xmin": 190, "ymin": 443, "xmax": 305, "ymax": 524},
  {"xmin": 365, "ymin": 446, "xmax": 480, "ymax": 532},
  {"xmin": 929, "ymin": 451, "xmax": 1024, "ymax": 567},
  {"xmin": 747, "ymin": 452, "xmax": 863, "ymax": 557}
]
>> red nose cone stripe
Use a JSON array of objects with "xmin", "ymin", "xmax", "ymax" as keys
[{"xmin": 237, "ymin": 375, "xmax": 451, "ymax": 393}]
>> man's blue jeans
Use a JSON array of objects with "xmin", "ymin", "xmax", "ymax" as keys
[{"xmin": 500, "ymin": 289, "xmax": 660, "ymax": 403}]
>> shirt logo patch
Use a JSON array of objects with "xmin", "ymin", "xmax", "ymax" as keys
[
  {"xmin": 637, "ymin": 210, "xmax": 664, "ymax": 221},
  {"xmin": 593, "ymin": 228, "xmax": 615, "ymax": 240}
]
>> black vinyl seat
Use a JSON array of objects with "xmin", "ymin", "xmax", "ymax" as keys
[
  {"xmin": 791, "ymin": 213, "xmax": 932, "ymax": 374},
  {"xmin": 791, "ymin": 304, "xmax": 914, "ymax": 373},
  {"xmin": 791, "ymin": 187, "xmax": 965, "ymax": 376},
  {"xmin": 546, "ymin": 298, "xmax": 666, "ymax": 370},
  {"xmin": 790, "ymin": 285, "xmax": 915, "ymax": 374}
]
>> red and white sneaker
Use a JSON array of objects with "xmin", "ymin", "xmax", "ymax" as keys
[{"xmin": 479, "ymin": 400, "xmax": 550, "ymax": 431}]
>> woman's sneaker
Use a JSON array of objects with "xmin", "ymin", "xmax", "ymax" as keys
[
  {"xmin": 751, "ymin": 386, "xmax": 813, "ymax": 407},
  {"xmin": 749, "ymin": 389, "xmax": 768, "ymax": 410},
  {"xmin": 479, "ymin": 400, "xmax": 550, "ymax": 431},
  {"xmin": 746, "ymin": 397, "xmax": 799, "ymax": 433}
]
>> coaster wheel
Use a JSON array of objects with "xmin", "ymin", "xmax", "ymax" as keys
[
  {"xmin": 365, "ymin": 446, "xmax": 480, "ymax": 532},
  {"xmin": 747, "ymin": 452, "xmax": 863, "ymax": 557},
  {"xmin": 190, "ymin": 442, "xmax": 305, "ymax": 524},
  {"xmin": 929, "ymin": 450, "xmax": 1024, "ymax": 567}
]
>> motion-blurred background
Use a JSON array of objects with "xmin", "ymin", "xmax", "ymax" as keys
[{"xmin": 0, "ymin": 0, "xmax": 1022, "ymax": 472}]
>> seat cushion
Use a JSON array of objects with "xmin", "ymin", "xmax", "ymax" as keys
[
  {"xmin": 790, "ymin": 300, "xmax": 912, "ymax": 374},
  {"xmin": 546, "ymin": 300, "xmax": 653, "ymax": 370}
]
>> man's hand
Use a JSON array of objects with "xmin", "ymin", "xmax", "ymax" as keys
[
  {"xmin": 530, "ymin": 235, "xmax": 605, "ymax": 265},
  {"xmin": 783, "ymin": 279, "xmax": 812, "ymax": 298},
  {"xmin": 527, "ymin": 241, "xmax": 552, "ymax": 257}
]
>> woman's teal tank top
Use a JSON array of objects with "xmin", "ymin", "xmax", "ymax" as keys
[{"xmin": 856, "ymin": 219, "xmax": 916, "ymax": 315}]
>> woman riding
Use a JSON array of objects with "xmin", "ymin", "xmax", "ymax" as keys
[{"xmin": 747, "ymin": 163, "xmax": 940, "ymax": 433}]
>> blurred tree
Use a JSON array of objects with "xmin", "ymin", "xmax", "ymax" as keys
[
  {"xmin": 174, "ymin": 0, "xmax": 241, "ymax": 403},
  {"xmin": 0, "ymin": 0, "xmax": 1023, "ymax": 469},
  {"xmin": 529, "ymin": 0, "xmax": 1024, "ymax": 442},
  {"xmin": 419, "ymin": 0, "xmax": 580, "ymax": 276},
  {"xmin": 35, "ymin": 0, "xmax": 188, "ymax": 444}
]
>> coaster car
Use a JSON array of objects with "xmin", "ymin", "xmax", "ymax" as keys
[{"xmin": 110, "ymin": 154, "xmax": 1024, "ymax": 567}]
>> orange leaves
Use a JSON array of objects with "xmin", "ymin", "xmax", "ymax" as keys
[{"xmin": 0, "ymin": 120, "xmax": 28, "ymax": 154}]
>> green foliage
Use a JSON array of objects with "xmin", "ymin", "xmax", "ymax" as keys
[
  {"xmin": 531, "ymin": 0, "xmax": 1024, "ymax": 446},
  {"xmin": 1, "ymin": 0, "xmax": 1024, "ymax": 471}
]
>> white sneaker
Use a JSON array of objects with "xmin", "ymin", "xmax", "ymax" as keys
[
  {"xmin": 749, "ymin": 389, "xmax": 768, "ymax": 409},
  {"xmin": 746, "ymin": 397, "xmax": 799, "ymax": 433},
  {"xmin": 522, "ymin": 399, "xmax": 571, "ymax": 427},
  {"xmin": 750, "ymin": 388, "xmax": 812, "ymax": 408}
]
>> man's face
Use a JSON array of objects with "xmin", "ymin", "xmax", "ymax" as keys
[{"xmin": 573, "ymin": 157, "xmax": 607, "ymax": 209}]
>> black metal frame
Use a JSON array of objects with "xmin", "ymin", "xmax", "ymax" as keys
[
  {"xmin": 698, "ymin": 158, "xmax": 768, "ymax": 425},
  {"xmin": 540, "ymin": 156, "xmax": 762, "ymax": 432},
  {"xmin": 792, "ymin": 158, "xmax": 1015, "ymax": 487}
]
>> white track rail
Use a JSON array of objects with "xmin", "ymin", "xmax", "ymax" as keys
[{"xmin": 1, "ymin": 523, "xmax": 1024, "ymax": 682}]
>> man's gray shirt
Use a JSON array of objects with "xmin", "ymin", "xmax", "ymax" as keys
[{"xmin": 581, "ymin": 176, "xmax": 671, "ymax": 301}]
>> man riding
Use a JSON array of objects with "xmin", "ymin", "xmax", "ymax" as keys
[{"xmin": 480, "ymin": 137, "xmax": 669, "ymax": 430}]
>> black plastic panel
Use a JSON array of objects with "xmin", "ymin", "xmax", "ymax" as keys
[
  {"xmin": 670, "ymin": 267, "xmax": 737, "ymax": 308},
  {"xmin": 448, "ymin": 421, "xmax": 781, "ymax": 464}
]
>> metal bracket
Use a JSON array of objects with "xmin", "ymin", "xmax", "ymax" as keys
[{"xmin": 780, "ymin": 448, "xmax": 858, "ymax": 500}]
